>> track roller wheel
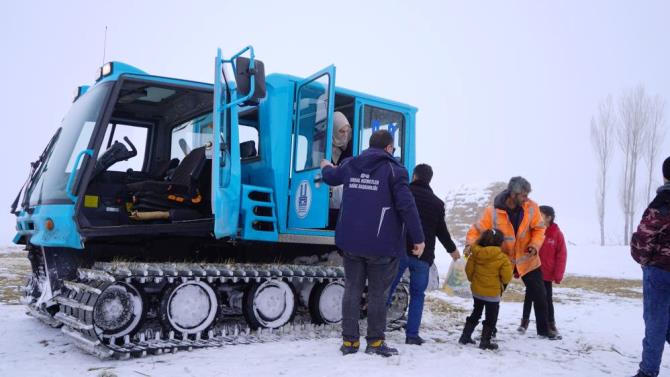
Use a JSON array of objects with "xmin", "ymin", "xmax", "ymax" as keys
[
  {"xmin": 93, "ymin": 282, "xmax": 145, "ymax": 339},
  {"xmin": 309, "ymin": 281, "xmax": 344, "ymax": 324},
  {"xmin": 159, "ymin": 280, "xmax": 219, "ymax": 335},
  {"xmin": 387, "ymin": 283, "xmax": 409, "ymax": 323},
  {"xmin": 243, "ymin": 280, "xmax": 296, "ymax": 329}
]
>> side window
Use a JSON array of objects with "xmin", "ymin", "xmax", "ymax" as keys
[
  {"xmin": 360, "ymin": 106, "xmax": 405, "ymax": 162},
  {"xmin": 99, "ymin": 123, "xmax": 148, "ymax": 172},
  {"xmin": 294, "ymin": 74, "xmax": 330, "ymax": 171},
  {"xmin": 171, "ymin": 114, "xmax": 214, "ymax": 160}
]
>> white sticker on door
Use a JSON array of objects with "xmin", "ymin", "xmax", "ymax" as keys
[{"xmin": 295, "ymin": 180, "xmax": 312, "ymax": 219}]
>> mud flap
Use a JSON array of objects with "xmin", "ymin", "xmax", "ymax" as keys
[{"xmin": 39, "ymin": 247, "xmax": 85, "ymax": 307}]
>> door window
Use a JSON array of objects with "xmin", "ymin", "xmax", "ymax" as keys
[{"xmin": 294, "ymin": 74, "xmax": 331, "ymax": 171}]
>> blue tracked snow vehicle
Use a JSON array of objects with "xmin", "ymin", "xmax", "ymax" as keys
[{"xmin": 12, "ymin": 46, "xmax": 417, "ymax": 358}]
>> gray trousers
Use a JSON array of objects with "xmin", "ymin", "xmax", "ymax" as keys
[{"xmin": 342, "ymin": 252, "xmax": 399, "ymax": 342}]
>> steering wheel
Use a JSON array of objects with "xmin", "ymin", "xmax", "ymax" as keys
[
  {"xmin": 122, "ymin": 136, "xmax": 138, "ymax": 159},
  {"xmin": 92, "ymin": 137, "xmax": 139, "ymax": 177}
]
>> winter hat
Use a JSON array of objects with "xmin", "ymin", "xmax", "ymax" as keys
[{"xmin": 664, "ymin": 156, "xmax": 670, "ymax": 180}]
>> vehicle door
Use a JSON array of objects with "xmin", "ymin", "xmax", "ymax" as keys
[{"xmin": 288, "ymin": 66, "xmax": 336, "ymax": 229}]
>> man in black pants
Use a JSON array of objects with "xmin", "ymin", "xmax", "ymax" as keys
[{"xmin": 321, "ymin": 130, "xmax": 425, "ymax": 357}]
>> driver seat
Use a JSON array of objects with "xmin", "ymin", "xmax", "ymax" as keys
[{"xmin": 128, "ymin": 146, "xmax": 207, "ymax": 212}]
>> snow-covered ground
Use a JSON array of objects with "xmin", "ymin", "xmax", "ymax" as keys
[{"xmin": 0, "ymin": 245, "xmax": 665, "ymax": 377}]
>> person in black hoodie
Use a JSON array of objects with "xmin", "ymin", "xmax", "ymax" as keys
[
  {"xmin": 321, "ymin": 130, "xmax": 425, "ymax": 357},
  {"xmin": 387, "ymin": 163, "xmax": 460, "ymax": 345}
]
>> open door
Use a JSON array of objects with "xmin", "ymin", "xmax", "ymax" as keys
[
  {"xmin": 288, "ymin": 66, "xmax": 336, "ymax": 229},
  {"xmin": 212, "ymin": 49, "xmax": 242, "ymax": 239}
]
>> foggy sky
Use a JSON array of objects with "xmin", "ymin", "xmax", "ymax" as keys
[{"xmin": 1, "ymin": 0, "xmax": 669, "ymax": 246}]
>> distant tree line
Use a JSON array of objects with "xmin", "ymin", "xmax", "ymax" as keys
[{"xmin": 590, "ymin": 85, "xmax": 666, "ymax": 246}]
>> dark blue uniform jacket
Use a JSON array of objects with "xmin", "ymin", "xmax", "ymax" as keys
[{"xmin": 322, "ymin": 148, "xmax": 424, "ymax": 257}]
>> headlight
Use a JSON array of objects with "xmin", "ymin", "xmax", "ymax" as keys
[{"xmin": 96, "ymin": 62, "xmax": 114, "ymax": 81}]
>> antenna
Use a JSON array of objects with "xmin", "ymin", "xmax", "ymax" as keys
[{"xmin": 102, "ymin": 26, "xmax": 108, "ymax": 65}]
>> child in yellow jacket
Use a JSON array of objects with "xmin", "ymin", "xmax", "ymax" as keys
[{"xmin": 458, "ymin": 229, "xmax": 513, "ymax": 350}]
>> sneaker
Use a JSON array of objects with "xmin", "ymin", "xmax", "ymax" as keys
[
  {"xmin": 405, "ymin": 336, "xmax": 424, "ymax": 345},
  {"xmin": 365, "ymin": 340, "xmax": 399, "ymax": 357},
  {"xmin": 340, "ymin": 340, "xmax": 360, "ymax": 355}
]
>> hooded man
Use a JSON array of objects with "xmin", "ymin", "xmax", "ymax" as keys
[
  {"xmin": 320, "ymin": 130, "xmax": 425, "ymax": 357},
  {"xmin": 630, "ymin": 156, "xmax": 670, "ymax": 377}
]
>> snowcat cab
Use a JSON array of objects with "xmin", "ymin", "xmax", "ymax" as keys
[{"xmin": 11, "ymin": 46, "xmax": 417, "ymax": 358}]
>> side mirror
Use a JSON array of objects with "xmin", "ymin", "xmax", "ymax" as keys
[{"xmin": 235, "ymin": 57, "xmax": 266, "ymax": 100}]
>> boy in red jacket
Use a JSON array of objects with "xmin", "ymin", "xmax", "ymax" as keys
[{"xmin": 517, "ymin": 205, "xmax": 567, "ymax": 334}]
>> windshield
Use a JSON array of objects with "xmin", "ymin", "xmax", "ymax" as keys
[{"xmin": 28, "ymin": 82, "xmax": 112, "ymax": 206}]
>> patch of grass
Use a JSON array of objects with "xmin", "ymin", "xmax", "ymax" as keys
[
  {"xmin": 499, "ymin": 274, "xmax": 642, "ymax": 302},
  {"xmin": 0, "ymin": 252, "xmax": 31, "ymax": 305},
  {"xmin": 500, "ymin": 279, "xmax": 527, "ymax": 302},
  {"xmin": 424, "ymin": 296, "xmax": 467, "ymax": 316},
  {"xmin": 560, "ymin": 275, "xmax": 642, "ymax": 299}
]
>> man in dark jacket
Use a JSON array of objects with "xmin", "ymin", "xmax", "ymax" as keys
[
  {"xmin": 630, "ymin": 156, "xmax": 670, "ymax": 377},
  {"xmin": 320, "ymin": 130, "xmax": 425, "ymax": 357},
  {"xmin": 387, "ymin": 163, "xmax": 460, "ymax": 345}
]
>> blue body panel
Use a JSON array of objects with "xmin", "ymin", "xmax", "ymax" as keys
[
  {"xmin": 14, "ymin": 205, "xmax": 83, "ymax": 249},
  {"xmin": 13, "ymin": 49, "xmax": 418, "ymax": 246}
]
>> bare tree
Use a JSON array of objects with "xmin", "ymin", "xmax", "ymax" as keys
[
  {"xmin": 617, "ymin": 85, "xmax": 650, "ymax": 245},
  {"xmin": 590, "ymin": 96, "xmax": 615, "ymax": 246},
  {"xmin": 643, "ymin": 95, "xmax": 667, "ymax": 203}
]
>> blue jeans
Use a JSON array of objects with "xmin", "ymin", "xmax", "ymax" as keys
[
  {"xmin": 639, "ymin": 265, "xmax": 670, "ymax": 377},
  {"xmin": 387, "ymin": 256, "xmax": 430, "ymax": 338}
]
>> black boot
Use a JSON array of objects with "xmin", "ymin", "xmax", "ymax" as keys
[
  {"xmin": 548, "ymin": 321, "xmax": 559, "ymax": 334},
  {"xmin": 458, "ymin": 318, "xmax": 478, "ymax": 345},
  {"xmin": 539, "ymin": 328, "xmax": 562, "ymax": 340},
  {"xmin": 405, "ymin": 336, "xmax": 424, "ymax": 345},
  {"xmin": 631, "ymin": 371, "xmax": 653, "ymax": 377},
  {"xmin": 517, "ymin": 318, "xmax": 529, "ymax": 334},
  {"xmin": 479, "ymin": 326, "xmax": 498, "ymax": 350}
]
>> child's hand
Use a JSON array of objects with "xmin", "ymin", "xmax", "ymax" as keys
[{"xmin": 463, "ymin": 245, "xmax": 472, "ymax": 258}]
